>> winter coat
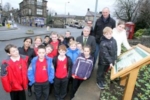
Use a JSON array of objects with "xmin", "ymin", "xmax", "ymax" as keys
[
  {"xmin": 72, "ymin": 53, "xmax": 94, "ymax": 79},
  {"xmin": 1, "ymin": 55, "xmax": 28, "ymax": 92},
  {"xmin": 94, "ymin": 15, "xmax": 116, "ymax": 44},
  {"xmin": 18, "ymin": 46, "xmax": 36, "ymax": 66},
  {"xmin": 66, "ymin": 48, "xmax": 80, "ymax": 63},
  {"xmin": 98, "ymin": 36, "xmax": 117, "ymax": 65},
  {"xmin": 28, "ymin": 56, "xmax": 54, "ymax": 86}
]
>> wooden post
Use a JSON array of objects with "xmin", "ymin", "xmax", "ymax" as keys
[
  {"xmin": 120, "ymin": 75, "xmax": 128, "ymax": 86},
  {"xmin": 123, "ymin": 68, "xmax": 140, "ymax": 100}
]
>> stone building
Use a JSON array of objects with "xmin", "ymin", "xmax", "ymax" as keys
[
  {"xmin": 85, "ymin": 8, "xmax": 101, "ymax": 21},
  {"xmin": 19, "ymin": 0, "xmax": 47, "ymax": 26}
]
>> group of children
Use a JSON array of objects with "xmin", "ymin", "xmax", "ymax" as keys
[
  {"xmin": 1, "ymin": 30, "xmax": 95, "ymax": 100},
  {"xmin": 1, "ymin": 26, "xmax": 118, "ymax": 100}
]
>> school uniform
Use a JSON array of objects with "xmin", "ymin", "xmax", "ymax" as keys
[
  {"xmin": 28, "ymin": 56, "xmax": 54, "ymax": 100},
  {"xmin": 1, "ymin": 55, "xmax": 28, "ymax": 100},
  {"xmin": 53, "ymin": 55, "xmax": 72, "ymax": 100}
]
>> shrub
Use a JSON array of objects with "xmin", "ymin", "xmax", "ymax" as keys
[
  {"xmin": 134, "ymin": 29, "xmax": 145, "ymax": 39},
  {"xmin": 143, "ymin": 28, "xmax": 150, "ymax": 35}
]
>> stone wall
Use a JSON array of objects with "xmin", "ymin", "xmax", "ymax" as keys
[{"xmin": 129, "ymin": 36, "xmax": 150, "ymax": 47}]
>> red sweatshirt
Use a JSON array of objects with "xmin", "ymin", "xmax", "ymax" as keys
[
  {"xmin": 1, "ymin": 55, "xmax": 28, "ymax": 92},
  {"xmin": 50, "ymin": 41, "xmax": 59, "ymax": 57},
  {"xmin": 55, "ymin": 58, "xmax": 68, "ymax": 78},
  {"xmin": 35, "ymin": 58, "xmax": 48, "ymax": 83}
]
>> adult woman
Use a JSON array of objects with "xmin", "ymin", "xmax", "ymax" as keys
[
  {"xmin": 18, "ymin": 37, "xmax": 36, "ymax": 97},
  {"xmin": 112, "ymin": 20, "xmax": 131, "ymax": 56}
]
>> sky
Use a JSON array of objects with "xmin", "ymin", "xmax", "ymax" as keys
[{"xmin": 1, "ymin": 0, "xmax": 117, "ymax": 16}]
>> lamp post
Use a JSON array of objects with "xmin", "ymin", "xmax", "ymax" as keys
[
  {"xmin": 64, "ymin": 1, "xmax": 69, "ymax": 27},
  {"xmin": 65, "ymin": 2, "xmax": 70, "ymax": 15},
  {"xmin": 93, "ymin": 0, "xmax": 98, "ymax": 27}
]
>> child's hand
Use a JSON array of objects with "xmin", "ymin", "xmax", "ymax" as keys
[
  {"xmin": 83, "ymin": 77, "xmax": 87, "ymax": 80},
  {"xmin": 72, "ymin": 75, "xmax": 75, "ymax": 79},
  {"xmin": 110, "ymin": 63, "xmax": 113, "ymax": 68}
]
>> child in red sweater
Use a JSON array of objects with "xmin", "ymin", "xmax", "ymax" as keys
[
  {"xmin": 1, "ymin": 44, "xmax": 28, "ymax": 100},
  {"xmin": 28, "ymin": 45, "xmax": 54, "ymax": 100},
  {"xmin": 53, "ymin": 44, "xmax": 73, "ymax": 100},
  {"xmin": 46, "ymin": 44, "xmax": 55, "ymax": 58},
  {"xmin": 50, "ymin": 32, "xmax": 60, "ymax": 57}
]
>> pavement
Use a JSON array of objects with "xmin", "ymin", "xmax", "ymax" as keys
[{"xmin": 0, "ymin": 24, "xmax": 101, "ymax": 100}]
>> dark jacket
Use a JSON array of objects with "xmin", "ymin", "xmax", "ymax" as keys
[
  {"xmin": 98, "ymin": 36, "xmax": 117, "ymax": 65},
  {"xmin": 94, "ymin": 15, "xmax": 116, "ymax": 44},
  {"xmin": 18, "ymin": 46, "xmax": 36, "ymax": 66},
  {"xmin": 72, "ymin": 53, "xmax": 94, "ymax": 79},
  {"xmin": 81, "ymin": 27, "xmax": 95, "ymax": 36},
  {"xmin": 52, "ymin": 55, "xmax": 73, "ymax": 78},
  {"xmin": 76, "ymin": 35, "xmax": 96, "ymax": 57},
  {"xmin": 1, "ymin": 55, "xmax": 28, "ymax": 92}
]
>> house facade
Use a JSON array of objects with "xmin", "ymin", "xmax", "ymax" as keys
[
  {"xmin": 19, "ymin": 0, "xmax": 47, "ymax": 26},
  {"xmin": 85, "ymin": 8, "xmax": 101, "ymax": 21}
]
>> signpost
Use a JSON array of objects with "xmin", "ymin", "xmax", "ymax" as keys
[{"xmin": 111, "ymin": 44, "xmax": 150, "ymax": 100}]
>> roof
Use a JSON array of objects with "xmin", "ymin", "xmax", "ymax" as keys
[
  {"xmin": 86, "ymin": 11, "xmax": 101, "ymax": 17},
  {"xmin": 54, "ymin": 14, "xmax": 76, "ymax": 18}
]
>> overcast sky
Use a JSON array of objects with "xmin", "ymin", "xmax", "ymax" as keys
[{"xmin": 1, "ymin": 0, "xmax": 117, "ymax": 16}]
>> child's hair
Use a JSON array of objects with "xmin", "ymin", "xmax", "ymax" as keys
[
  {"xmin": 34, "ymin": 36, "xmax": 42, "ymax": 42},
  {"xmin": 24, "ymin": 37, "xmax": 33, "ymax": 44},
  {"xmin": 58, "ymin": 44, "xmax": 67, "ymax": 51},
  {"xmin": 83, "ymin": 45, "xmax": 91, "ymax": 52},
  {"xmin": 38, "ymin": 45, "xmax": 46, "ymax": 50},
  {"xmin": 103, "ymin": 27, "xmax": 112, "ymax": 34},
  {"xmin": 117, "ymin": 20, "xmax": 125, "ymax": 26},
  {"xmin": 44, "ymin": 35, "xmax": 50, "ymax": 39},
  {"xmin": 46, "ymin": 44, "xmax": 54, "ymax": 50},
  {"xmin": 51, "ymin": 32, "xmax": 58, "ymax": 37},
  {"xmin": 59, "ymin": 35, "xmax": 64, "ymax": 39},
  {"xmin": 69, "ymin": 36, "xmax": 74, "ymax": 41},
  {"xmin": 77, "ymin": 42, "xmax": 82, "ymax": 46},
  {"xmin": 65, "ymin": 30, "xmax": 71, "ymax": 35},
  {"xmin": 5, "ymin": 44, "xmax": 17, "ymax": 53},
  {"xmin": 69, "ymin": 41, "xmax": 77, "ymax": 46}
]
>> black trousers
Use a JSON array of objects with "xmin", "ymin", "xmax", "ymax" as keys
[
  {"xmin": 54, "ymin": 77, "xmax": 69, "ymax": 100},
  {"xmin": 96, "ymin": 64, "xmax": 109, "ymax": 83},
  {"xmin": 34, "ymin": 81, "xmax": 49, "ymax": 100},
  {"xmin": 71, "ymin": 79, "xmax": 83, "ymax": 99},
  {"xmin": 10, "ymin": 90, "xmax": 26, "ymax": 100}
]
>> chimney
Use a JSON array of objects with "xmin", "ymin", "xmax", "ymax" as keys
[{"xmin": 87, "ymin": 8, "xmax": 90, "ymax": 11}]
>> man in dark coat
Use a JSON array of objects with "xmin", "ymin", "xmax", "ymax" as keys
[{"xmin": 94, "ymin": 7, "xmax": 116, "ymax": 65}]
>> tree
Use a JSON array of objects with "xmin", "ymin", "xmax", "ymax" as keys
[
  {"xmin": 138, "ymin": 0, "xmax": 150, "ymax": 27},
  {"xmin": 4, "ymin": 2, "xmax": 11, "ymax": 11},
  {"xmin": 114, "ymin": 0, "xmax": 142, "ymax": 22},
  {"xmin": 46, "ymin": 8, "xmax": 55, "ymax": 24}
]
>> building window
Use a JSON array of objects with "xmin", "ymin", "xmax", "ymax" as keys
[
  {"xmin": 37, "ymin": 0, "xmax": 42, "ymax": 6},
  {"xmin": 28, "ymin": 0, "xmax": 35, "ymax": 4},
  {"xmin": 37, "ymin": 9, "xmax": 43, "ymax": 15}
]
